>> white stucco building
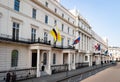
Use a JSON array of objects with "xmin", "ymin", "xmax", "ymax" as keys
[
  {"xmin": 109, "ymin": 47, "xmax": 120, "ymax": 61},
  {"xmin": 0, "ymin": 0, "xmax": 110, "ymax": 80}
]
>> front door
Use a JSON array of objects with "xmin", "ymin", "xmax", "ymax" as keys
[
  {"xmin": 32, "ymin": 53, "xmax": 37, "ymax": 67},
  {"xmin": 63, "ymin": 53, "xmax": 68, "ymax": 64}
]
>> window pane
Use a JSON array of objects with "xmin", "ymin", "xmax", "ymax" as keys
[
  {"xmin": 32, "ymin": 8, "xmax": 36, "ymax": 19},
  {"xmin": 11, "ymin": 50, "xmax": 18, "ymax": 67},
  {"xmin": 14, "ymin": 0, "xmax": 20, "ymax": 11},
  {"xmin": 45, "ymin": 15, "xmax": 48, "ymax": 24}
]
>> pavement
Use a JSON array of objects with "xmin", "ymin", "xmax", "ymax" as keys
[
  {"xmin": 81, "ymin": 62, "xmax": 120, "ymax": 82},
  {"xmin": 18, "ymin": 64, "xmax": 111, "ymax": 82}
]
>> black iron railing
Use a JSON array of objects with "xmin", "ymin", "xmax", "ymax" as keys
[
  {"xmin": 0, "ymin": 34, "xmax": 51, "ymax": 45},
  {"xmin": 75, "ymin": 62, "xmax": 89, "ymax": 69},
  {"xmin": 31, "ymin": 38, "xmax": 51, "ymax": 45},
  {"xmin": 0, "ymin": 67, "xmax": 36, "ymax": 81},
  {"xmin": 51, "ymin": 64, "xmax": 68, "ymax": 74},
  {"xmin": 52, "ymin": 45, "xmax": 75, "ymax": 50}
]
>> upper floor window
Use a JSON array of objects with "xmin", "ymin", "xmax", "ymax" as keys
[
  {"xmin": 54, "ymin": 20, "xmax": 57, "ymax": 26},
  {"xmin": 68, "ymin": 18, "xmax": 70, "ymax": 21},
  {"xmin": 73, "ymin": 21, "xmax": 74, "ymax": 24},
  {"xmin": 11, "ymin": 50, "xmax": 18, "ymax": 67},
  {"xmin": 45, "ymin": 2, "xmax": 48, "ymax": 7},
  {"xmin": 62, "ymin": 13, "xmax": 64, "ymax": 18},
  {"xmin": 62, "ymin": 24, "xmax": 64, "ymax": 31},
  {"xmin": 68, "ymin": 39, "xmax": 70, "ymax": 46},
  {"xmin": 14, "ymin": 0, "xmax": 20, "ymax": 11},
  {"xmin": 44, "ymin": 32, "xmax": 48, "ymax": 42},
  {"xmin": 61, "ymin": 37, "xmax": 64, "ymax": 47},
  {"xmin": 53, "ymin": 53, "xmax": 56, "ymax": 64},
  {"xmin": 73, "ymin": 30, "xmax": 74, "ymax": 35},
  {"xmin": 12, "ymin": 22, "xmax": 19, "ymax": 40},
  {"xmin": 68, "ymin": 27, "xmax": 69, "ymax": 34},
  {"xmin": 32, "ymin": 8, "xmax": 36, "ymax": 19},
  {"xmin": 45, "ymin": 15, "xmax": 48, "ymax": 24},
  {"xmin": 55, "ymin": 8, "xmax": 57, "ymax": 13},
  {"xmin": 31, "ymin": 28, "xmax": 36, "ymax": 42}
]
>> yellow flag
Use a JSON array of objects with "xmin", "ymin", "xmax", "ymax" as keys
[
  {"xmin": 56, "ymin": 26, "xmax": 61, "ymax": 42},
  {"xmin": 50, "ymin": 29, "xmax": 57, "ymax": 41}
]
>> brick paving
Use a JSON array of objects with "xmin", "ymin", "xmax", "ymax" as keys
[{"xmin": 81, "ymin": 63, "xmax": 120, "ymax": 82}]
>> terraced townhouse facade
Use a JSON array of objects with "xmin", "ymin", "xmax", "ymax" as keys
[{"xmin": 0, "ymin": 0, "xmax": 110, "ymax": 79}]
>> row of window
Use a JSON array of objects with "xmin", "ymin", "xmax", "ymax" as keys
[
  {"xmin": 12, "ymin": 22, "xmax": 72, "ymax": 46},
  {"xmin": 11, "ymin": 49, "xmax": 88, "ymax": 67},
  {"xmin": 78, "ymin": 21, "xmax": 91, "ymax": 33},
  {"xmin": 14, "ymin": 0, "xmax": 75, "ymax": 35},
  {"xmin": 11, "ymin": 50, "xmax": 57, "ymax": 67},
  {"xmin": 44, "ymin": 1, "xmax": 75, "ymax": 24},
  {"xmin": 13, "ymin": 22, "xmax": 91, "ymax": 49}
]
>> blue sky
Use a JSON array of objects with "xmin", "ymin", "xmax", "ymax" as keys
[{"xmin": 60, "ymin": 0, "xmax": 120, "ymax": 47}]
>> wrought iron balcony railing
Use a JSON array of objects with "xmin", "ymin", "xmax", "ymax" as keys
[
  {"xmin": 52, "ymin": 44, "xmax": 75, "ymax": 50},
  {"xmin": 0, "ymin": 34, "xmax": 51, "ymax": 45}
]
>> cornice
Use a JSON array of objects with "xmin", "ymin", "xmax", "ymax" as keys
[{"xmin": 31, "ymin": 0, "xmax": 77, "ymax": 29}]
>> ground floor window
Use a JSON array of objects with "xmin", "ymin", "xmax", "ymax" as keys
[
  {"xmin": 11, "ymin": 50, "xmax": 18, "ymax": 67},
  {"xmin": 53, "ymin": 53, "xmax": 56, "ymax": 64},
  {"xmin": 85, "ymin": 56, "xmax": 88, "ymax": 61},
  {"xmin": 43, "ymin": 53, "xmax": 47, "ymax": 65}
]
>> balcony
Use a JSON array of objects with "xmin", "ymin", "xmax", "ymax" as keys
[
  {"xmin": 0, "ymin": 34, "xmax": 51, "ymax": 45},
  {"xmin": 52, "ymin": 45, "xmax": 75, "ymax": 50},
  {"xmin": 31, "ymin": 38, "xmax": 51, "ymax": 45}
]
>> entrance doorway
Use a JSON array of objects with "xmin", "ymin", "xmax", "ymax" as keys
[
  {"xmin": 63, "ymin": 53, "xmax": 68, "ymax": 64},
  {"xmin": 32, "ymin": 53, "xmax": 37, "ymax": 67}
]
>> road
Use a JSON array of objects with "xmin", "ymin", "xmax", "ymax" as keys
[{"xmin": 81, "ymin": 63, "xmax": 120, "ymax": 82}]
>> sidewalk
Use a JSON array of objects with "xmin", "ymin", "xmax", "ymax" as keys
[
  {"xmin": 19, "ymin": 64, "xmax": 112, "ymax": 82},
  {"xmin": 81, "ymin": 63, "xmax": 119, "ymax": 82}
]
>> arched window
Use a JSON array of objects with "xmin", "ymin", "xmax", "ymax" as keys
[
  {"xmin": 11, "ymin": 50, "xmax": 18, "ymax": 67},
  {"xmin": 53, "ymin": 53, "xmax": 56, "ymax": 64},
  {"xmin": 43, "ymin": 53, "xmax": 47, "ymax": 65}
]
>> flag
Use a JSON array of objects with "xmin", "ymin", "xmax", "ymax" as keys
[
  {"xmin": 50, "ymin": 28, "xmax": 57, "ymax": 41},
  {"xmin": 98, "ymin": 44, "xmax": 101, "ymax": 51},
  {"xmin": 50, "ymin": 26, "xmax": 61, "ymax": 42},
  {"xmin": 104, "ymin": 50, "xmax": 108, "ymax": 55},
  {"xmin": 73, "ymin": 37, "xmax": 80, "ymax": 45},
  {"xmin": 56, "ymin": 26, "xmax": 61, "ymax": 42},
  {"xmin": 95, "ymin": 43, "xmax": 101, "ymax": 51},
  {"xmin": 95, "ymin": 44, "xmax": 98, "ymax": 50}
]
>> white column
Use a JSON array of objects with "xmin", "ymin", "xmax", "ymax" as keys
[
  {"xmin": 83, "ymin": 35, "xmax": 85, "ymax": 50},
  {"xmin": 86, "ymin": 36, "xmax": 87, "ymax": 51},
  {"xmin": 80, "ymin": 33, "xmax": 82, "ymax": 50},
  {"xmin": 37, "ymin": 49, "xmax": 40, "ymax": 77},
  {"xmin": 68, "ymin": 53, "xmax": 71, "ymax": 70},
  {"xmin": 48, "ymin": 50, "xmax": 51, "ymax": 75},
  {"xmin": 73, "ymin": 53, "xmax": 76, "ymax": 69},
  {"xmin": 88, "ymin": 37, "xmax": 90, "ymax": 51}
]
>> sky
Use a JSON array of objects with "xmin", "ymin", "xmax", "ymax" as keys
[{"xmin": 60, "ymin": 0, "xmax": 120, "ymax": 47}]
